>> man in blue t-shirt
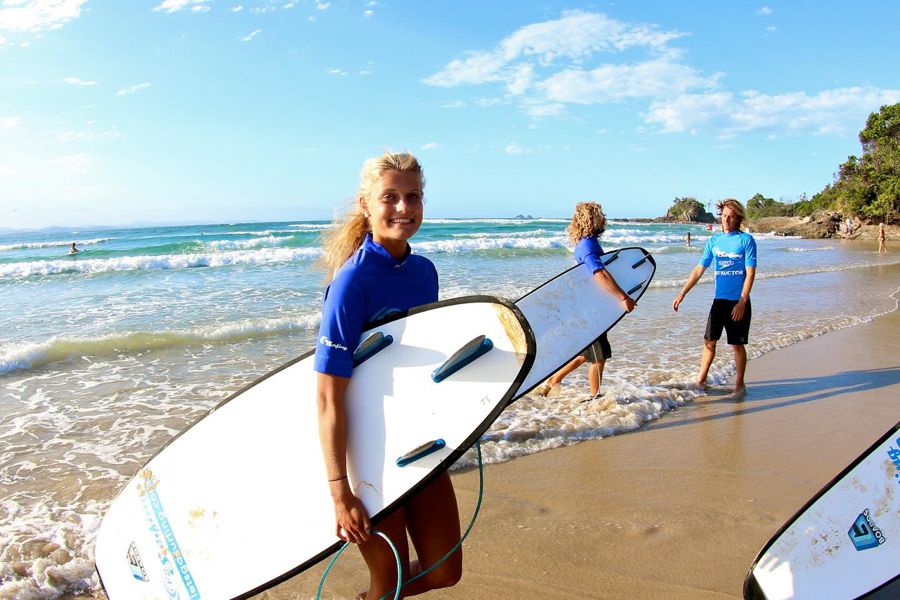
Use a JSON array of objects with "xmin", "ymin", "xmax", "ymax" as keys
[{"xmin": 672, "ymin": 199, "xmax": 757, "ymax": 397}]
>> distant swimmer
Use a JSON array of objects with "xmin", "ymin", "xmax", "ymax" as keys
[
  {"xmin": 685, "ymin": 231, "xmax": 692, "ymax": 247},
  {"xmin": 879, "ymin": 222, "xmax": 887, "ymax": 253},
  {"xmin": 68, "ymin": 242, "xmax": 80, "ymax": 254}
]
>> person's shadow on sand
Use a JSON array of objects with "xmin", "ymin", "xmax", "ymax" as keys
[
  {"xmin": 733, "ymin": 366, "xmax": 900, "ymax": 406},
  {"xmin": 651, "ymin": 367, "xmax": 900, "ymax": 430}
]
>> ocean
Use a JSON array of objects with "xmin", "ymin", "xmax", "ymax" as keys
[{"xmin": 1, "ymin": 218, "xmax": 898, "ymax": 598}]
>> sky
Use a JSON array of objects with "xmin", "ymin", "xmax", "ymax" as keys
[{"xmin": 1, "ymin": 0, "xmax": 899, "ymax": 230}]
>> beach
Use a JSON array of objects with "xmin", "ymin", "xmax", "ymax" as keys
[
  {"xmin": 266, "ymin": 267, "xmax": 900, "ymax": 600},
  {"xmin": 1, "ymin": 221, "xmax": 897, "ymax": 599}
]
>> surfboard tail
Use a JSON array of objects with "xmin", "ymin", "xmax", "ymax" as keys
[{"xmin": 744, "ymin": 422, "xmax": 900, "ymax": 600}]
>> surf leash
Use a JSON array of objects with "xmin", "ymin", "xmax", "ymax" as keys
[{"xmin": 316, "ymin": 440, "xmax": 486, "ymax": 600}]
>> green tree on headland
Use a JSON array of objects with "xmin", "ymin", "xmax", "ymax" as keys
[
  {"xmin": 665, "ymin": 197, "xmax": 715, "ymax": 222},
  {"xmin": 796, "ymin": 103, "xmax": 900, "ymax": 222},
  {"xmin": 746, "ymin": 193, "xmax": 795, "ymax": 218}
]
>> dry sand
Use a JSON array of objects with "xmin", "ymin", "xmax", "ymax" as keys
[{"xmin": 260, "ymin": 306, "xmax": 900, "ymax": 600}]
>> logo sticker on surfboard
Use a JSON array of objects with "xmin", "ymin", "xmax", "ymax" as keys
[
  {"xmin": 887, "ymin": 437, "xmax": 900, "ymax": 486},
  {"xmin": 137, "ymin": 469, "xmax": 202, "ymax": 599},
  {"xmin": 127, "ymin": 542, "xmax": 148, "ymax": 582},
  {"xmin": 848, "ymin": 509, "xmax": 885, "ymax": 551}
]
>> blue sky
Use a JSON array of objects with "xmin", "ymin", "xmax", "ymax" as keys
[{"xmin": 1, "ymin": 0, "xmax": 899, "ymax": 229}]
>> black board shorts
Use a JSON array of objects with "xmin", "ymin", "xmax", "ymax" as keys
[
  {"xmin": 705, "ymin": 298, "xmax": 751, "ymax": 345},
  {"xmin": 580, "ymin": 332, "xmax": 612, "ymax": 362}
]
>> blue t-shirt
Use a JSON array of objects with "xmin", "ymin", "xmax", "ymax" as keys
[
  {"xmin": 573, "ymin": 235, "xmax": 605, "ymax": 273},
  {"xmin": 699, "ymin": 231, "xmax": 758, "ymax": 301},
  {"xmin": 314, "ymin": 234, "xmax": 439, "ymax": 377}
]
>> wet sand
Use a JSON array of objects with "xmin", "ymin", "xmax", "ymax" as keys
[{"xmin": 260, "ymin": 304, "xmax": 900, "ymax": 600}]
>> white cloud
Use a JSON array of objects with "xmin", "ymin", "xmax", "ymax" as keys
[
  {"xmin": 316, "ymin": 1, "xmax": 330, "ymax": 10},
  {"xmin": 283, "ymin": 2, "xmax": 295, "ymax": 9},
  {"xmin": 363, "ymin": 9, "xmax": 373, "ymax": 18},
  {"xmin": 153, "ymin": 0, "xmax": 211, "ymax": 14},
  {"xmin": 327, "ymin": 68, "xmax": 346, "ymax": 76},
  {"xmin": 0, "ymin": 0, "xmax": 87, "ymax": 32},
  {"xmin": 425, "ymin": 11, "xmax": 684, "ymax": 89},
  {"xmin": 539, "ymin": 60, "xmax": 718, "ymax": 103},
  {"xmin": 0, "ymin": 116, "xmax": 20, "ymax": 128},
  {"xmin": 231, "ymin": 5, "xmax": 243, "ymax": 12},
  {"xmin": 766, "ymin": 25, "xmax": 777, "ymax": 32},
  {"xmin": 504, "ymin": 143, "xmax": 528, "ymax": 155},
  {"xmin": 646, "ymin": 86, "xmax": 900, "ymax": 137},
  {"xmin": 421, "ymin": 142, "xmax": 441, "ymax": 151},
  {"xmin": 307, "ymin": 15, "xmax": 316, "ymax": 22},
  {"xmin": 53, "ymin": 152, "xmax": 92, "ymax": 175},
  {"xmin": 424, "ymin": 10, "xmax": 700, "ymax": 118},
  {"xmin": 116, "ymin": 82, "xmax": 151, "ymax": 96},
  {"xmin": 63, "ymin": 76, "xmax": 97, "ymax": 86},
  {"xmin": 757, "ymin": 6, "xmax": 773, "ymax": 16},
  {"xmin": 56, "ymin": 122, "xmax": 120, "ymax": 141},
  {"xmin": 241, "ymin": 28, "xmax": 261, "ymax": 42}
]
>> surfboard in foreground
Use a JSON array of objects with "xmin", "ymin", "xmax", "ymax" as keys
[
  {"xmin": 744, "ymin": 422, "xmax": 900, "ymax": 600},
  {"xmin": 514, "ymin": 246, "xmax": 656, "ymax": 397},
  {"xmin": 95, "ymin": 296, "xmax": 535, "ymax": 600}
]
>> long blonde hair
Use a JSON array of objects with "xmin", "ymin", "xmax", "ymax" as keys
[
  {"xmin": 567, "ymin": 202, "xmax": 606, "ymax": 245},
  {"xmin": 318, "ymin": 151, "xmax": 425, "ymax": 278}
]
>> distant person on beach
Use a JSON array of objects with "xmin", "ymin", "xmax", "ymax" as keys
[
  {"xmin": 314, "ymin": 151, "xmax": 461, "ymax": 599},
  {"xmin": 535, "ymin": 202, "xmax": 636, "ymax": 400},
  {"xmin": 68, "ymin": 242, "xmax": 79, "ymax": 254},
  {"xmin": 685, "ymin": 231, "xmax": 692, "ymax": 247},
  {"xmin": 672, "ymin": 198, "xmax": 757, "ymax": 397},
  {"xmin": 879, "ymin": 222, "xmax": 887, "ymax": 253}
]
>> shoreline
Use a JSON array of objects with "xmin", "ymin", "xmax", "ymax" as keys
[{"xmin": 265, "ymin": 280, "xmax": 900, "ymax": 600}]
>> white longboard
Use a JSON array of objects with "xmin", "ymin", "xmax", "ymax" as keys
[
  {"xmin": 514, "ymin": 246, "xmax": 656, "ymax": 397},
  {"xmin": 95, "ymin": 296, "xmax": 535, "ymax": 600},
  {"xmin": 744, "ymin": 422, "xmax": 900, "ymax": 600}
]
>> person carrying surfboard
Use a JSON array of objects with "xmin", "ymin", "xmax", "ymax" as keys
[
  {"xmin": 314, "ymin": 151, "xmax": 462, "ymax": 599},
  {"xmin": 535, "ymin": 202, "xmax": 635, "ymax": 400},
  {"xmin": 672, "ymin": 198, "xmax": 757, "ymax": 397}
]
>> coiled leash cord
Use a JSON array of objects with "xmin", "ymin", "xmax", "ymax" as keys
[{"xmin": 317, "ymin": 441, "xmax": 486, "ymax": 600}]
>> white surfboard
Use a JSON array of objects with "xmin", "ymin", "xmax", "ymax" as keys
[
  {"xmin": 744, "ymin": 422, "xmax": 900, "ymax": 600},
  {"xmin": 514, "ymin": 246, "xmax": 656, "ymax": 397},
  {"xmin": 95, "ymin": 296, "xmax": 535, "ymax": 600}
]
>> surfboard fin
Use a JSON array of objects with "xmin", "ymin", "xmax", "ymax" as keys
[
  {"xmin": 396, "ymin": 439, "xmax": 446, "ymax": 467},
  {"xmin": 631, "ymin": 254, "xmax": 650, "ymax": 268},
  {"xmin": 602, "ymin": 250, "xmax": 621, "ymax": 266},
  {"xmin": 432, "ymin": 335, "xmax": 493, "ymax": 383},
  {"xmin": 353, "ymin": 332, "xmax": 394, "ymax": 367}
]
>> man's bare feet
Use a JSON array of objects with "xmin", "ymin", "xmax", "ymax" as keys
[{"xmin": 732, "ymin": 386, "xmax": 747, "ymax": 399}]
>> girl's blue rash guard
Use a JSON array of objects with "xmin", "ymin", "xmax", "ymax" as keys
[
  {"xmin": 573, "ymin": 235, "xmax": 605, "ymax": 273},
  {"xmin": 314, "ymin": 234, "xmax": 439, "ymax": 378}
]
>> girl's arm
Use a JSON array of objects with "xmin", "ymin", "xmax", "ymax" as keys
[{"xmin": 317, "ymin": 372, "xmax": 371, "ymax": 544}]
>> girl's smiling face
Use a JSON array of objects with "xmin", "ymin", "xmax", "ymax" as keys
[{"xmin": 360, "ymin": 169, "xmax": 424, "ymax": 257}]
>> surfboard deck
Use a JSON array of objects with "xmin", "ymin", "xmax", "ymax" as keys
[
  {"xmin": 95, "ymin": 296, "xmax": 535, "ymax": 600},
  {"xmin": 744, "ymin": 422, "xmax": 900, "ymax": 600},
  {"xmin": 513, "ymin": 246, "xmax": 656, "ymax": 398}
]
